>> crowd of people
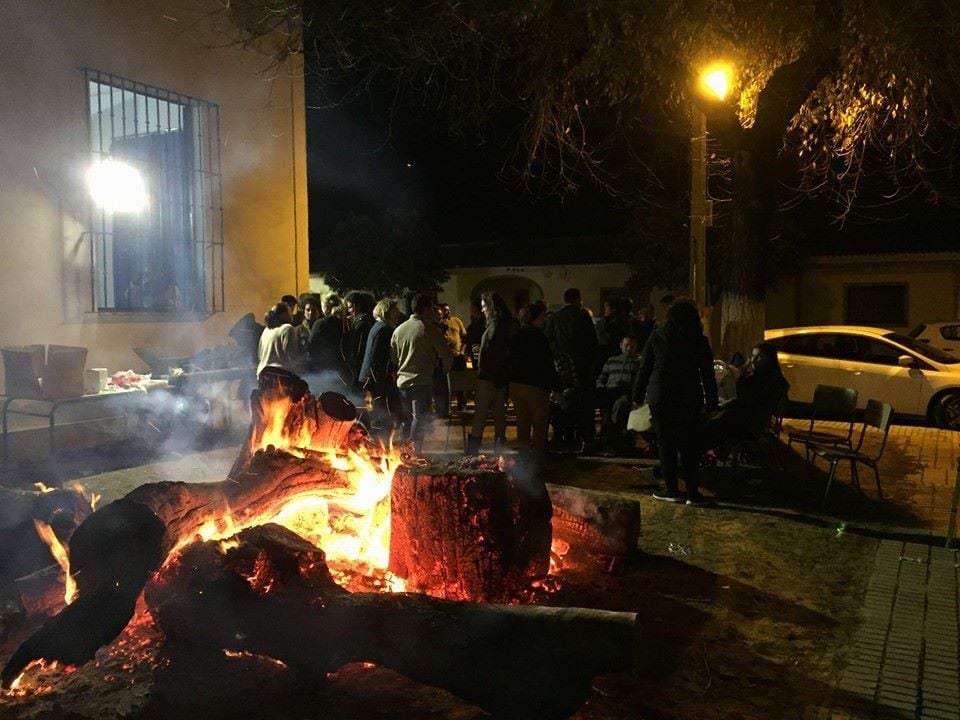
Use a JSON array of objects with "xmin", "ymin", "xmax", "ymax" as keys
[{"xmin": 255, "ymin": 288, "xmax": 788, "ymax": 503}]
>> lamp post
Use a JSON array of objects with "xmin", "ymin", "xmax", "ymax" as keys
[{"xmin": 690, "ymin": 65, "xmax": 732, "ymax": 311}]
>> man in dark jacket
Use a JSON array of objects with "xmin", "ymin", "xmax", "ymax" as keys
[
  {"xmin": 344, "ymin": 291, "xmax": 376, "ymax": 386},
  {"xmin": 545, "ymin": 287, "xmax": 599, "ymax": 450}
]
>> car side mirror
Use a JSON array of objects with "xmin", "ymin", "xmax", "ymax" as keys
[{"xmin": 898, "ymin": 355, "xmax": 915, "ymax": 368}]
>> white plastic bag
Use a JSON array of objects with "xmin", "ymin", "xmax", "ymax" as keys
[{"xmin": 627, "ymin": 404, "xmax": 652, "ymax": 432}]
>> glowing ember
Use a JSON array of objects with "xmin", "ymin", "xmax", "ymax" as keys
[
  {"xmin": 32, "ymin": 519, "xmax": 76, "ymax": 604},
  {"xmin": 2, "ymin": 660, "xmax": 72, "ymax": 698},
  {"xmin": 550, "ymin": 537, "xmax": 571, "ymax": 574},
  {"xmin": 223, "ymin": 650, "xmax": 288, "ymax": 669}
]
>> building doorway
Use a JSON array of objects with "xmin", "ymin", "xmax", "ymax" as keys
[{"xmin": 471, "ymin": 276, "xmax": 544, "ymax": 314}]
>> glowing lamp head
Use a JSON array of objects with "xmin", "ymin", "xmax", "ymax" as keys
[
  {"xmin": 700, "ymin": 65, "xmax": 733, "ymax": 101},
  {"xmin": 86, "ymin": 159, "xmax": 148, "ymax": 213}
]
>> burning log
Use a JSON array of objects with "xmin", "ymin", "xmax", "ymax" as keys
[
  {"xmin": 1, "ymin": 499, "xmax": 166, "ymax": 686},
  {"xmin": 389, "ymin": 458, "xmax": 552, "ymax": 601},
  {"xmin": 0, "ymin": 447, "xmax": 359, "ymax": 687},
  {"xmin": 145, "ymin": 524, "xmax": 638, "ymax": 720},
  {"xmin": 229, "ymin": 388, "xmax": 358, "ymax": 478}
]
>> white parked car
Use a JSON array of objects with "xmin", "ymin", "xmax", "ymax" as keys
[
  {"xmin": 764, "ymin": 325, "xmax": 960, "ymax": 430},
  {"xmin": 908, "ymin": 322, "xmax": 960, "ymax": 355}
]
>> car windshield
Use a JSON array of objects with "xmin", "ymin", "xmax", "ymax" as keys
[{"xmin": 884, "ymin": 332, "xmax": 960, "ymax": 365}]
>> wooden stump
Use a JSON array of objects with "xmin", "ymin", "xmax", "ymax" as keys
[{"xmin": 389, "ymin": 459, "xmax": 552, "ymax": 602}]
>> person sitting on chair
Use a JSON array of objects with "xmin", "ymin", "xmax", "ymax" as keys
[
  {"xmin": 595, "ymin": 335, "xmax": 641, "ymax": 454},
  {"xmin": 703, "ymin": 342, "xmax": 789, "ymax": 459}
]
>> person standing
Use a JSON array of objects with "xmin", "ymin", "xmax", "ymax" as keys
[
  {"xmin": 257, "ymin": 302, "xmax": 305, "ymax": 390},
  {"xmin": 467, "ymin": 292, "xmax": 518, "ymax": 453},
  {"xmin": 545, "ymin": 287, "xmax": 599, "ymax": 451},
  {"xmin": 359, "ymin": 298, "xmax": 404, "ymax": 440},
  {"xmin": 344, "ymin": 290, "xmax": 376, "ymax": 385},
  {"xmin": 307, "ymin": 300, "xmax": 351, "ymax": 388},
  {"xmin": 297, "ymin": 295, "xmax": 322, "ymax": 354},
  {"xmin": 508, "ymin": 303, "xmax": 557, "ymax": 461},
  {"xmin": 634, "ymin": 304, "xmax": 657, "ymax": 352},
  {"xmin": 390, "ymin": 294, "xmax": 453, "ymax": 452},
  {"xmin": 632, "ymin": 297, "xmax": 719, "ymax": 506},
  {"xmin": 464, "ymin": 298, "xmax": 485, "ymax": 366}
]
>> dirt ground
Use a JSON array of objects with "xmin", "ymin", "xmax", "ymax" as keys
[{"xmin": 0, "ymin": 444, "xmax": 885, "ymax": 719}]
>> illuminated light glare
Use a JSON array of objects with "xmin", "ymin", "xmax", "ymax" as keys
[
  {"xmin": 701, "ymin": 66, "xmax": 733, "ymax": 101},
  {"xmin": 86, "ymin": 159, "xmax": 148, "ymax": 213}
]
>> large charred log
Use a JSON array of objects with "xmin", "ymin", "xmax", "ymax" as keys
[
  {"xmin": 1, "ymin": 500, "xmax": 166, "ymax": 685},
  {"xmin": 389, "ymin": 458, "xmax": 552, "ymax": 601},
  {"xmin": 145, "ymin": 524, "xmax": 638, "ymax": 720}
]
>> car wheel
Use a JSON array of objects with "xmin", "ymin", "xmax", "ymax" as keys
[{"xmin": 933, "ymin": 391, "xmax": 960, "ymax": 430}]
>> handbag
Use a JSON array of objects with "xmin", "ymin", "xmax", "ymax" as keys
[{"xmin": 627, "ymin": 404, "xmax": 652, "ymax": 433}]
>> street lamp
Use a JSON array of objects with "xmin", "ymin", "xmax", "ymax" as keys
[{"xmin": 690, "ymin": 64, "xmax": 733, "ymax": 311}]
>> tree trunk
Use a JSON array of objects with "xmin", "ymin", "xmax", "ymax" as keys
[
  {"xmin": 389, "ymin": 459, "xmax": 552, "ymax": 602},
  {"xmin": 719, "ymin": 139, "xmax": 773, "ymax": 361},
  {"xmin": 146, "ymin": 524, "xmax": 638, "ymax": 720}
]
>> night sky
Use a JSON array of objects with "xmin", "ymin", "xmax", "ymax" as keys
[
  {"xmin": 304, "ymin": 83, "xmax": 959, "ymax": 269},
  {"xmin": 304, "ymin": 90, "xmax": 628, "ymax": 264}
]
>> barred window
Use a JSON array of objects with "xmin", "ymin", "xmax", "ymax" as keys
[{"xmin": 86, "ymin": 69, "xmax": 223, "ymax": 314}]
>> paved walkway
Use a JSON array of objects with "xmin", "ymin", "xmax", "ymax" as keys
[{"xmin": 833, "ymin": 541, "xmax": 959, "ymax": 720}]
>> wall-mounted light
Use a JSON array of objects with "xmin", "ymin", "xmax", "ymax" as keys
[{"xmin": 86, "ymin": 159, "xmax": 148, "ymax": 213}]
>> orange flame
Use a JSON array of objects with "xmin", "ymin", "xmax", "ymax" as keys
[
  {"xmin": 33, "ymin": 519, "xmax": 76, "ymax": 604},
  {"xmin": 169, "ymin": 396, "xmax": 408, "ymax": 592},
  {"xmin": 2, "ymin": 659, "xmax": 72, "ymax": 698}
]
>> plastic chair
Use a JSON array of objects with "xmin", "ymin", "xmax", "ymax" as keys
[
  {"xmin": 786, "ymin": 384, "xmax": 858, "ymax": 458},
  {"xmin": 445, "ymin": 369, "xmax": 477, "ymax": 451},
  {"xmin": 809, "ymin": 399, "xmax": 894, "ymax": 508}
]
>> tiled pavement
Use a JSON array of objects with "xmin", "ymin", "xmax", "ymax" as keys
[{"xmin": 832, "ymin": 540, "xmax": 959, "ymax": 720}]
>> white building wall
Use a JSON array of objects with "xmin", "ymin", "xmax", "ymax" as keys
[
  {"xmin": 0, "ymin": 1, "xmax": 307, "ymax": 386},
  {"xmin": 439, "ymin": 263, "xmax": 633, "ymax": 320}
]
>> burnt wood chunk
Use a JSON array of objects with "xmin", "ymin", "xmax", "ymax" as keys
[
  {"xmin": 145, "ymin": 524, "xmax": 638, "ymax": 720},
  {"xmin": 547, "ymin": 484, "xmax": 642, "ymax": 558},
  {"xmin": 389, "ymin": 459, "xmax": 552, "ymax": 602}
]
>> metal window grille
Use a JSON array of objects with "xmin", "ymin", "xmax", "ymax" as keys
[{"xmin": 85, "ymin": 68, "xmax": 224, "ymax": 314}]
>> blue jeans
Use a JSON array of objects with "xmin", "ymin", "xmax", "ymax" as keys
[{"xmin": 399, "ymin": 385, "xmax": 434, "ymax": 452}]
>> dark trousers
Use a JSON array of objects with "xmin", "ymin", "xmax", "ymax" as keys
[
  {"xmin": 651, "ymin": 402, "xmax": 704, "ymax": 495},
  {"xmin": 365, "ymin": 384, "xmax": 401, "ymax": 442},
  {"xmin": 399, "ymin": 385, "xmax": 434, "ymax": 452},
  {"xmin": 432, "ymin": 365, "xmax": 450, "ymax": 418}
]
